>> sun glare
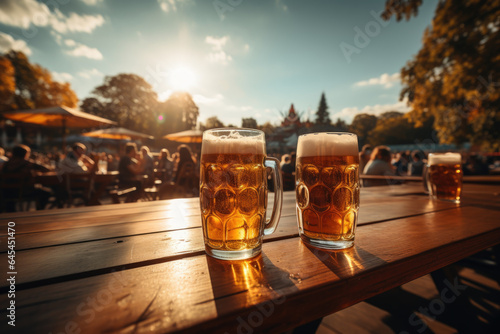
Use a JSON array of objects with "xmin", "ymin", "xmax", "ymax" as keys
[{"xmin": 168, "ymin": 66, "xmax": 197, "ymax": 91}]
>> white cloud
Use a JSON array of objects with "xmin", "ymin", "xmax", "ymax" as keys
[
  {"xmin": 52, "ymin": 71, "xmax": 73, "ymax": 82},
  {"xmin": 66, "ymin": 43, "xmax": 103, "ymax": 60},
  {"xmin": 0, "ymin": 32, "xmax": 32, "ymax": 55},
  {"xmin": 354, "ymin": 72, "xmax": 401, "ymax": 89},
  {"xmin": 193, "ymin": 93, "xmax": 224, "ymax": 105},
  {"xmin": 56, "ymin": 36, "xmax": 103, "ymax": 60},
  {"xmin": 0, "ymin": 0, "xmax": 104, "ymax": 34},
  {"xmin": 51, "ymin": 11, "xmax": 105, "ymax": 34},
  {"xmin": 158, "ymin": 0, "xmax": 188, "ymax": 13},
  {"xmin": 333, "ymin": 98, "xmax": 410, "ymax": 123},
  {"xmin": 64, "ymin": 39, "xmax": 76, "ymax": 47},
  {"xmin": 78, "ymin": 68, "xmax": 103, "ymax": 79},
  {"xmin": 81, "ymin": 0, "xmax": 104, "ymax": 5},
  {"xmin": 205, "ymin": 35, "xmax": 232, "ymax": 65},
  {"xmin": 243, "ymin": 44, "xmax": 250, "ymax": 52}
]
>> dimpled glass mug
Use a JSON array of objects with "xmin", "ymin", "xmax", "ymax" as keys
[
  {"xmin": 295, "ymin": 132, "xmax": 360, "ymax": 250},
  {"xmin": 426, "ymin": 152, "xmax": 462, "ymax": 203},
  {"xmin": 199, "ymin": 128, "xmax": 283, "ymax": 260}
]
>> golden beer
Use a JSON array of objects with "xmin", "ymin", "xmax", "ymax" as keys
[
  {"xmin": 200, "ymin": 129, "xmax": 283, "ymax": 260},
  {"xmin": 427, "ymin": 153, "xmax": 462, "ymax": 203},
  {"xmin": 296, "ymin": 133, "xmax": 360, "ymax": 249}
]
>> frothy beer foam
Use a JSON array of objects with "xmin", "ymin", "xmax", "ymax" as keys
[
  {"xmin": 428, "ymin": 152, "xmax": 461, "ymax": 165},
  {"xmin": 202, "ymin": 129, "xmax": 265, "ymax": 155},
  {"xmin": 297, "ymin": 132, "xmax": 358, "ymax": 157}
]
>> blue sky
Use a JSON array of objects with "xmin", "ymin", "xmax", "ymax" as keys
[{"xmin": 0, "ymin": 0, "xmax": 438, "ymax": 127}]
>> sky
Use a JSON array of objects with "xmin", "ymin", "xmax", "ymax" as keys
[{"xmin": 0, "ymin": 0, "xmax": 438, "ymax": 127}]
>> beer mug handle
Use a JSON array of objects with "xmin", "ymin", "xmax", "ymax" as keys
[{"xmin": 264, "ymin": 157, "xmax": 283, "ymax": 235}]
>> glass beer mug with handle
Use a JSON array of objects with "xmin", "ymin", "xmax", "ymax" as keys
[
  {"xmin": 426, "ymin": 152, "xmax": 462, "ymax": 203},
  {"xmin": 200, "ymin": 128, "xmax": 283, "ymax": 260},
  {"xmin": 296, "ymin": 132, "xmax": 360, "ymax": 250}
]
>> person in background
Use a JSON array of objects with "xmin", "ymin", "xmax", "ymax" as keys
[
  {"xmin": 58, "ymin": 143, "xmax": 95, "ymax": 174},
  {"xmin": 463, "ymin": 154, "xmax": 489, "ymax": 175},
  {"xmin": 280, "ymin": 154, "xmax": 291, "ymax": 168},
  {"xmin": 156, "ymin": 148, "xmax": 174, "ymax": 182},
  {"xmin": 359, "ymin": 144, "xmax": 372, "ymax": 174},
  {"xmin": 140, "ymin": 146, "xmax": 154, "ymax": 186},
  {"xmin": 107, "ymin": 154, "xmax": 119, "ymax": 171},
  {"xmin": 173, "ymin": 145, "xmax": 197, "ymax": 184},
  {"xmin": 0, "ymin": 147, "xmax": 8, "ymax": 171},
  {"xmin": 408, "ymin": 150, "xmax": 425, "ymax": 176},
  {"xmin": 392, "ymin": 151, "xmax": 409, "ymax": 175},
  {"xmin": 159, "ymin": 145, "xmax": 198, "ymax": 199},
  {"xmin": 1, "ymin": 144, "xmax": 52, "ymax": 211},
  {"xmin": 363, "ymin": 145, "xmax": 395, "ymax": 187},
  {"xmin": 281, "ymin": 152, "xmax": 296, "ymax": 191},
  {"xmin": 118, "ymin": 143, "xmax": 145, "ymax": 202}
]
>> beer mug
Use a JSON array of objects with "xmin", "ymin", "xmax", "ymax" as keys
[
  {"xmin": 426, "ymin": 153, "xmax": 462, "ymax": 203},
  {"xmin": 200, "ymin": 128, "xmax": 283, "ymax": 260},
  {"xmin": 296, "ymin": 132, "xmax": 360, "ymax": 250}
]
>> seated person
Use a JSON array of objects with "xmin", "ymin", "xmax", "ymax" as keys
[
  {"xmin": 159, "ymin": 145, "xmax": 198, "ymax": 199},
  {"xmin": 281, "ymin": 152, "xmax": 296, "ymax": 191},
  {"xmin": 140, "ymin": 146, "xmax": 155, "ymax": 186},
  {"xmin": 118, "ymin": 143, "xmax": 144, "ymax": 202},
  {"xmin": 408, "ymin": 150, "xmax": 425, "ymax": 176},
  {"xmin": 58, "ymin": 143, "xmax": 95, "ymax": 174},
  {"xmin": 156, "ymin": 148, "xmax": 174, "ymax": 182},
  {"xmin": 0, "ymin": 147, "xmax": 8, "ymax": 172},
  {"xmin": 1, "ymin": 144, "xmax": 52, "ymax": 211},
  {"xmin": 363, "ymin": 146, "xmax": 396, "ymax": 187}
]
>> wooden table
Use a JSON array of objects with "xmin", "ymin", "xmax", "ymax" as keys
[{"xmin": 1, "ymin": 183, "xmax": 499, "ymax": 333}]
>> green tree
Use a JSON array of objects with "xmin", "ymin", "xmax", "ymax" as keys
[
  {"xmin": 158, "ymin": 92, "xmax": 199, "ymax": 136},
  {"xmin": 315, "ymin": 92, "xmax": 331, "ymax": 125},
  {"xmin": 242, "ymin": 117, "xmax": 258, "ymax": 129},
  {"xmin": 384, "ymin": 0, "xmax": 500, "ymax": 149},
  {"xmin": 82, "ymin": 74, "xmax": 158, "ymax": 134},
  {"xmin": 332, "ymin": 118, "xmax": 348, "ymax": 131},
  {"xmin": 349, "ymin": 113, "xmax": 378, "ymax": 146},
  {"xmin": 258, "ymin": 121, "xmax": 276, "ymax": 136},
  {"xmin": 368, "ymin": 111, "xmax": 434, "ymax": 146},
  {"xmin": 0, "ymin": 51, "xmax": 78, "ymax": 111},
  {"xmin": 201, "ymin": 116, "xmax": 225, "ymax": 130}
]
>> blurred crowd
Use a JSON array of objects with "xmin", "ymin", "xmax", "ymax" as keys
[
  {"xmin": 0, "ymin": 142, "xmax": 200, "ymax": 212},
  {"xmin": 1, "ymin": 141, "xmax": 498, "ymax": 212},
  {"xmin": 272, "ymin": 145, "xmax": 499, "ymax": 190}
]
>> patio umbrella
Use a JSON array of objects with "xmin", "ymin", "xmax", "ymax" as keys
[
  {"xmin": 163, "ymin": 129, "xmax": 203, "ymax": 143},
  {"xmin": 82, "ymin": 127, "xmax": 154, "ymax": 141},
  {"xmin": 1, "ymin": 106, "xmax": 116, "ymax": 149}
]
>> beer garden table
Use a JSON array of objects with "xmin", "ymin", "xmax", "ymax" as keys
[{"xmin": 0, "ymin": 181, "xmax": 499, "ymax": 333}]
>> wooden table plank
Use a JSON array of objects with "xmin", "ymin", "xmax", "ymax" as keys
[
  {"xmin": 0, "ymin": 192, "xmax": 459, "ymax": 253},
  {"xmin": 1, "ymin": 185, "xmax": 463, "ymax": 251},
  {"xmin": 1, "ymin": 206, "xmax": 499, "ymax": 334},
  {"xmin": 0, "ymin": 203, "xmax": 492, "ymax": 290}
]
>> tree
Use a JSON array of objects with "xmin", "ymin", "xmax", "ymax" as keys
[
  {"xmin": 0, "ymin": 57, "xmax": 15, "ymax": 110},
  {"xmin": 349, "ymin": 113, "xmax": 378, "ymax": 146},
  {"xmin": 315, "ymin": 92, "xmax": 331, "ymax": 125},
  {"xmin": 258, "ymin": 121, "xmax": 276, "ymax": 136},
  {"xmin": 368, "ymin": 111, "xmax": 434, "ymax": 146},
  {"xmin": 0, "ymin": 51, "xmax": 78, "ymax": 111},
  {"xmin": 82, "ymin": 74, "xmax": 158, "ymax": 134},
  {"xmin": 332, "ymin": 118, "xmax": 348, "ymax": 131},
  {"xmin": 242, "ymin": 117, "xmax": 258, "ymax": 129},
  {"xmin": 384, "ymin": 0, "xmax": 500, "ymax": 149},
  {"xmin": 201, "ymin": 116, "xmax": 225, "ymax": 130},
  {"xmin": 158, "ymin": 92, "xmax": 199, "ymax": 136}
]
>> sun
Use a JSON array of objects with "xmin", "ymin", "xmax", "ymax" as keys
[{"xmin": 168, "ymin": 66, "xmax": 197, "ymax": 91}]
